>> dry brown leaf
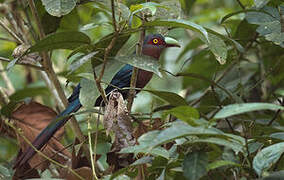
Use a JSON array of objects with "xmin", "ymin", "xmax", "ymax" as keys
[
  {"xmin": 12, "ymin": 101, "xmax": 71, "ymax": 171},
  {"xmin": 103, "ymin": 91, "xmax": 135, "ymax": 152},
  {"xmin": 64, "ymin": 167, "xmax": 93, "ymax": 180},
  {"xmin": 12, "ymin": 162, "xmax": 40, "ymax": 180}
]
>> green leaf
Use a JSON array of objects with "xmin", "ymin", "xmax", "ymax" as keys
[
  {"xmin": 78, "ymin": 59, "xmax": 125, "ymax": 107},
  {"xmin": 207, "ymin": 160, "xmax": 240, "ymax": 170},
  {"xmin": 214, "ymin": 103, "xmax": 284, "ymax": 119},
  {"xmin": 146, "ymin": 121, "xmax": 245, "ymax": 153},
  {"xmin": 183, "ymin": 152, "xmax": 208, "ymax": 180},
  {"xmin": 253, "ymin": 142, "xmax": 284, "ymax": 176},
  {"xmin": 113, "ymin": 54, "xmax": 162, "ymax": 77},
  {"xmin": 9, "ymin": 87, "xmax": 50, "ymax": 101},
  {"xmin": 41, "ymin": 0, "xmax": 76, "ymax": 17},
  {"xmin": 221, "ymin": 9, "xmax": 265, "ymax": 24},
  {"xmin": 145, "ymin": 90, "xmax": 188, "ymax": 106},
  {"xmin": 206, "ymin": 33, "xmax": 227, "ymax": 64},
  {"xmin": 163, "ymin": 106, "xmax": 199, "ymax": 125},
  {"xmin": 6, "ymin": 58, "xmax": 19, "ymax": 72},
  {"xmin": 69, "ymin": 51, "xmax": 98, "ymax": 74},
  {"xmin": 79, "ymin": 76, "xmax": 99, "ymax": 108},
  {"xmin": 29, "ymin": 31, "xmax": 91, "ymax": 53},
  {"xmin": 246, "ymin": 6, "xmax": 284, "ymax": 46},
  {"xmin": 120, "ymin": 131, "xmax": 170, "ymax": 159},
  {"xmin": 144, "ymin": 19, "xmax": 209, "ymax": 43},
  {"xmin": 130, "ymin": 156, "xmax": 153, "ymax": 166},
  {"xmin": 130, "ymin": 2, "xmax": 166, "ymax": 14},
  {"xmin": 270, "ymin": 132, "xmax": 284, "ymax": 140}
]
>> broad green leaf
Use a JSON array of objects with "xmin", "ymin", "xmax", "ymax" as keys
[
  {"xmin": 262, "ymin": 171, "xmax": 284, "ymax": 180},
  {"xmin": 130, "ymin": 156, "xmax": 153, "ymax": 166},
  {"xmin": 193, "ymin": 137, "xmax": 244, "ymax": 153},
  {"xmin": 183, "ymin": 152, "xmax": 208, "ymax": 180},
  {"xmin": 207, "ymin": 160, "xmax": 240, "ymax": 170},
  {"xmin": 214, "ymin": 103, "xmax": 284, "ymax": 119},
  {"xmin": 253, "ymin": 142, "xmax": 284, "ymax": 176},
  {"xmin": 270, "ymin": 133, "xmax": 284, "ymax": 140},
  {"xmin": 145, "ymin": 90, "xmax": 188, "ymax": 106},
  {"xmin": 130, "ymin": 2, "xmax": 166, "ymax": 14},
  {"xmin": 79, "ymin": 76, "xmax": 99, "ymax": 108},
  {"xmin": 9, "ymin": 87, "xmax": 50, "ymax": 101},
  {"xmin": 206, "ymin": 33, "xmax": 227, "ymax": 64},
  {"xmin": 221, "ymin": 9, "xmax": 265, "ymax": 24},
  {"xmin": 78, "ymin": 60, "xmax": 125, "ymax": 107},
  {"xmin": 6, "ymin": 58, "xmax": 19, "ymax": 71},
  {"xmin": 29, "ymin": 31, "xmax": 91, "ymax": 53},
  {"xmin": 246, "ymin": 6, "xmax": 284, "ymax": 46},
  {"xmin": 163, "ymin": 106, "xmax": 199, "ymax": 125},
  {"xmin": 69, "ymin": 51, "xmax": 98, "ymax": 74},
  {"xmin": 113, "ymin": 55, "xmax": 162, "ymax": 77},
  {"xmin": 42, "ymin": 0, "xmax": 76, "ymax": 17},
  {"xmin": 254, "ymin": 0, "xmax": 269, "ymax": 8},
  {"xmin": 145, "ymin": 122, "xmax": 245, "ymax": 153},
  {"xmin": 206, "ymin": 28, "xmax": 244, "ymax": 53},
  {"xmin": 120, "ymin": 131, "xmax": 170, "ymax": 159},
  {"xmin": 144, "ymin": 19, "xmax": 209, "ymax": 43},
  {"xmin": 129, "ymin": 2, "xmax": 168, "ymax": 28}
]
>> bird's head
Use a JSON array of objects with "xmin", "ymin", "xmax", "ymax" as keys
[{"xmin": 142, "ymin": 34, "xmax": 180, "ymax": 59}]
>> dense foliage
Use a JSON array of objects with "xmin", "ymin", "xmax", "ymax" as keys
[{"xmin": 0, "ymin": 0, "xmax": 284, "ymax": 179}]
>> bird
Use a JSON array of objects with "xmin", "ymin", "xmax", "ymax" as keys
[{"xmin": 14, "ymin": 33, "xmax": 180, "ymax": 168}]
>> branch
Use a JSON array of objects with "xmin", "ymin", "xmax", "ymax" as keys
[
  {"xmin": 95, "ymin": 0, "xmax": 120, "ymax": 105},
  {"xmin": 0, "ymin": 56, "xmax": 44, "ymax": 71},
  {"xmin": 127, "ymin": 10, "xmax": 146, "ymax": 111},
  {"xmin": 0, "ymin": 18, "xmax": 23, "ymax": 44},
  {"xmin": 127, "ymin": 30, "xmax": 145, "ymax": 111},
  {"xmin": 236, "ymin": 0, "xmax": 245, "ymax": 9},
  {"xmin": 27, "ymin": 0, "xmax": 91, "ymax": 164}
]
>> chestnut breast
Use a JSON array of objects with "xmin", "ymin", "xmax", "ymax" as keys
[{"xmin": 136, "ymin": 69, "xmax": 153, "ymax": 89}]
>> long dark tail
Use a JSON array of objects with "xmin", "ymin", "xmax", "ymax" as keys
[{"xmin": 13, "ymin": 98, "xmax": 81, "ymax": 168}]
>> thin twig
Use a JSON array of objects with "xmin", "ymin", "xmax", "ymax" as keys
[
  {"xmin": 88, "ymin": 114, "xmax": 98, "ymax": 180},
  {"xmin": 0, "ymin": 18, "xmax": 24, "ymax": 44},
  {"xmin": 236, "ymin": 0, "xmax": 245, "ymax": 9},
  {"xmin": 0, "ymin": 37, "xmax": 18, "ymax": 42},
  {"xmin": 27, "ymin": 0, "xmax": 91, "ymax": 165},
  {"xmin": 95, "ymin": 0, "xmax": 120, "ymax": 105},
  {"xmin": 0, "ymin": 56, "xmax": 44, "ymax": 71},
  {"xmin": 111, "ymin": 0, "xmax": 117, "ymax": 32},
  {"xmin": 127, "ymin": 10, "xmax": 146, "ymax": 111}
]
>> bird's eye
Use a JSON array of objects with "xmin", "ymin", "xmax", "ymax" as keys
[{"xmin": 152, "ymin": 38, "xmax": 159, "ymax": 44}]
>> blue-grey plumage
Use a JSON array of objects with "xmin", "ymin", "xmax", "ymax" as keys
[{"xmin": 14, "ymin": 34, "xmax": 180, "ymax": 168}]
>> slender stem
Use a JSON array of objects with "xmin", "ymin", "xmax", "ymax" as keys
[
  {"xmin": 127, "ymin": 31, "xmax": 145, "ymax": 111},
  {"xmin": 88, "ymin": 114, "xmax": 98, "ymax": 180},
  {"xmin": 236, "ymin": 0, "xmax": 245, "ymax": 9},
  {"xmin": 95, "ymin": 0, "xmax": 119, "ymax": 105},
  {"xmin": 0, "ymin": 18, "xmax": 23, "ymax": 44},
  {"xmin": 0, "ymin": 37, "xmax": 18, "ymax": 42},
  {"xmin": 127, "ymin": 12, "xmax": 146, "ymax": 111},
  {"xmin": 111, "ymin": 0, "xmax": 117, "ymax": 32},
  {"xmin": 27, "ymin": 0, "xmax": 91, "ymax": 164},
  {"xmin": 0, "ymin": 56, "xmax": 44, "ymax": 71}
]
